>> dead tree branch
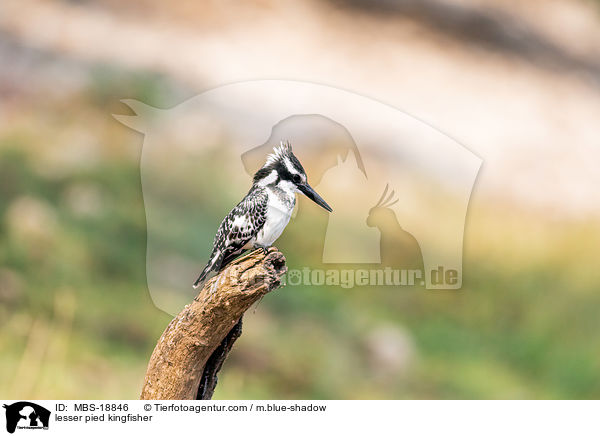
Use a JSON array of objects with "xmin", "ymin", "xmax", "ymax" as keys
[{"xmin": 140, "ymin": 248, "xmax": 287, "ymax": 400}]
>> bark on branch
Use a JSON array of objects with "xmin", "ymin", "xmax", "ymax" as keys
[{"xmin": 140, "ymin": 248, "xmax": 287, "ymax": 400}]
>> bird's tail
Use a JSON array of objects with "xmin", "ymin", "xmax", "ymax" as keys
[{"xmin": 193, "ymin": 251, "xmax": 223, "ymax": 289}]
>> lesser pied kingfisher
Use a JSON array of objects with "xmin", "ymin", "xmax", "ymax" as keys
[{"xmin": 193, "ymin": 140, "xmax": 333, "ymax": 288}]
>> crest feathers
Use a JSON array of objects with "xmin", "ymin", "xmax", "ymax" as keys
[{"xmin": 264, "ymin": 140, "xmax": 293, "ymax": 166}]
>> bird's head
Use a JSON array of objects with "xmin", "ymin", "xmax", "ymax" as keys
[{"xmin": 253, "ymin": 141, "xmax": 333, "ymax": 212}]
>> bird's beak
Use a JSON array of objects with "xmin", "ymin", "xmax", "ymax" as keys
[{"xmin": 298, "ymin": 183, "xmax": 333, "ymax": 212}]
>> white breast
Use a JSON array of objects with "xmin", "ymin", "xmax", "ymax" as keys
[{"xmin": 255, "ymin": 187, "xmax": 295, "ymax": 247}]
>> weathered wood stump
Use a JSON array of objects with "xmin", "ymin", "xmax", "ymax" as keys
[{"xmin": 140, "ymin": 247, "xmax": 287, "ymax": 400}]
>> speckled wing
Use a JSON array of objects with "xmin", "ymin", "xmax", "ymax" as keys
[
  {"xmin": 193, "ymin": 187, "xmax": 268, "ymax": 288},
  {"xmin": 215, "ymin": 187, "xmax": 268, "ymax": 264}
]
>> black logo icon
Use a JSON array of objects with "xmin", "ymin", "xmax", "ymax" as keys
[{"xmin": 3, "ymin": 402, "xmax": 50, "ymax": 434}]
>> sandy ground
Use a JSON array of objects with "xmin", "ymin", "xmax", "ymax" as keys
[{"xmin": 1, "ymin": 0, "xmax": 599, "ymax": 216}]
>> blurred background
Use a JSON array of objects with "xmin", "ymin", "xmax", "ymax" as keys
[{"xmin": 1, "ymin": 0, "xmax": 600, "ymax": 399}]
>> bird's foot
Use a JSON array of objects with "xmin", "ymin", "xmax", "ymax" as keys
[{"xmin": 232, "ymin": 246, "xmax": 271, "ymax": 264}]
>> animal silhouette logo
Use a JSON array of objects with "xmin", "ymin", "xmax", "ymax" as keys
[
  {"xmin": 366, "ymin": 184, "xmax": 424, "ymax": 272},
  {"xmin": 115, "ymin": 80, "xmax": 481, "ymax": 313},
  {"xmin": 3, "ymin": 402, "xmax": 50, "ymax": 433}
]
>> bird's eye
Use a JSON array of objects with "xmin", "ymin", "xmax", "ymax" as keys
[{"xmin": 292, "ymin": 174, "xmax": 302, "ymax": 183}]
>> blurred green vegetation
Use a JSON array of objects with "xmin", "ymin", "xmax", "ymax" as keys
[{"xmin": 1, "ymin": 71, "xmax": 599, "ymax": 400}]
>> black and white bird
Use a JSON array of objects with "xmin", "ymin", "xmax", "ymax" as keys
[{"xmin": 193, "ymin": 141, "xmax": 332, "ymax": 288}]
